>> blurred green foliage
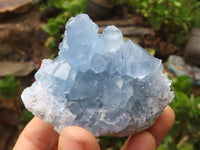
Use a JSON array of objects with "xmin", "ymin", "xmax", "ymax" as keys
[
  {"xmin": 0, "ymin": 75, "xmax": 20, "ymax": 99},
  {"xmin": 129, "ymin": 0, "xmax": 200, "ymax": 44},
  {"xmin": 40, "ymin": 0, "xmax": 200, "ymax": 48},
  {"xmin": 171, "ymin": 75, "xmax": 192, "ymax": 96},
  {"xmin": 0, "ymin": 75, "xmax": 33, "ymax": 129},
  {"xmin": 18, "ymin": 109, "xmax": 34, "ymax": 130},
  {"xmin": 39, "ymin": 0, "xmax": 87, "ymax": 50},
  {"xmin": 145, "ymin": 48, "xmax": 156, "ymax": 56},
  {"xmin": 112, "ymin": 0, "xmax": 126, "ymax": 5},
  {"xmin": 194, "ymin": 8, "xmax": 200, "ymax": 28},
  {"xmin": 99, "ymin": 136, "xmax": 127, "ymax": 149}
]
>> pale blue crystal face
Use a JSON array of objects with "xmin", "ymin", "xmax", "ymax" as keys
[{"xmin": 21, "ymin": 14, "xmax": 174, "ymax": 136}]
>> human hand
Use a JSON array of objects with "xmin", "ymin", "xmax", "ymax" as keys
[{"xmin": 13, "ymin": 105, "xmax": 174, "ymax": 150}]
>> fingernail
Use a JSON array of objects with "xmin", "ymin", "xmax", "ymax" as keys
[{"xmin": 59, "ymin": 133, "xmax": 85, "ymax": 150}]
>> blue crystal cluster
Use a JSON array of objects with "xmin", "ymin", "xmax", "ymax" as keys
[{"xmin": 21, "ymin": 14, "xmax": 174, "ymax": 136}]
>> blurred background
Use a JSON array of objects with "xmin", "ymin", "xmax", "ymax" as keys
[{"xmin": 0, "ymin": 0, "xmax": 200, "ymax": 149}]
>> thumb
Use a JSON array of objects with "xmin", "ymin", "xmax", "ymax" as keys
[{"xmin": 58, "ymin": 126, "xmax": 100, "ymax": 150}]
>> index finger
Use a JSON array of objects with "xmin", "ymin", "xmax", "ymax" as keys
[{"xmin": 13, "ymin": 117, "xmax": 59, "ymax": 150}]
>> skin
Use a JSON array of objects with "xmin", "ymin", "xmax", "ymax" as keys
[{"xmin": 13, "ymin": 105, "xmax": 175, "ymax": 150}]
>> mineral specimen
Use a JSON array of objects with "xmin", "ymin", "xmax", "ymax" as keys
[{"xmin": 21, "ymin": 14, "xmax": 174, "ymax": 137}]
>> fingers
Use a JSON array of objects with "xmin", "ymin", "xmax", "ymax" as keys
[
  {"xmin": 122, "ymin": 105, "xmax": 175, "ymax": 150},
  {"xmin": 14, "ymin": 118, "xmax": 100, "ymax": 150},
  {"xmin": 58, "ymin": 106, "xmax": 174, "ymax": 150},
  {"xmin": 58, "ymin": 126, "xmax": 100, "ymax": 150},
  {"xmin": 13, "ymin": 117, "xmax": 59, "ymax": 150},
  {"xmin": 123, "ymin": 131, "xmax": 156, "ymax": 150},
  {"xmin": 148, "ymin": 105, "xmax": 175, "ymax": 147}
]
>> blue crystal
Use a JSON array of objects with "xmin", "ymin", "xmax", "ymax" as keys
[{"xmin": 21, "ymin": 14, "xmax": 174, "ymax": 137}]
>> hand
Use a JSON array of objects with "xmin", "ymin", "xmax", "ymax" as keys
[{"xmin": 13, "ymin": 105, "xmax": 174, "ymax": 150}]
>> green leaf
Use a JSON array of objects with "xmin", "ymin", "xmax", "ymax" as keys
[
  {"xmin": 47, "ymin": 18, "xmax": 60, "ymax": 36},
  {"xmin": 55, "ymin": 14, "xmax": 68, "ymax": 25},
  {"xmin": 173, "ymin": 1, "xmax": 182, "ymax": 8},
  {"xmin": 41, "ymin": 24, "xmax": 51, "ymax": 35},
  {"xmin": 187, "ymin": 121, "xmax": 200, "ymax": 134},
  {"xmin": 168, "ymin": 143, "xmax": 177, "ymax": 150},
  {"xmin": 20, "ymin": 109, "xmax": 34, "ymax": 122},
  {"xmin": 62, "ymin": 1, "xmax": 70, "ymax": 9},
  {"xmin": 129, "ymin": 0, "xmax": 196, "ymax": 45},
  {"xmin": 179, "ymin": 143, "xmax": 194, "ymax": 150},
  {"xmin": 45, "ymin": 37, "xmax": 57, "ymax": 50},
  {"xmin": 157, "ymin": 0, "xmax": 164, "ymax": 4},
  {"xmin": 191, "ymin": 96, "xmax": 200, "ymax": 124},
  {"xmin": 172, "ymin": 75, "xmax": 192, "ymax": 96},
  {"xmin": 149, "ymin": 17, "xmax": 162, "ymax": 30},
  {"xmin": 171, "ymin": 92, "xmax": 190, "ymax": 122},
  {"xmin": 39, "ymin": 0, "xmax": 87, "ymax": 49},
  {"xmin": 194, "ymin": 9, "xmax": 200, "ymax": 28},
  {"xmin": 113, "ymin": 0, "xmax": 126, "ymax": 5},
  {"xmin": 168, "ymin": 123, "xmax": 181, "ymax": 137},
  {"xmin": 0, "ymin": 75, "xmax": 20, "ymax": 99},
  {"xmin": 157, "ymin": 145, "xmax": 168, "ymax": 150},
  {"xmin": 145, "ymin": 48, "xmax": 155, "ymax": 56},
  {"xmin": 18, "ymin": 109, "xmax": 34, "ymax": 130}
]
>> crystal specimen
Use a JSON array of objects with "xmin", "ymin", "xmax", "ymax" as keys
[{"xmin": 21, "ymin": 14, "xmax": 174, "ymax": 137}]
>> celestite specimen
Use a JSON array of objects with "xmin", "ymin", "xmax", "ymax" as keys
[{"xmin": 21, "ymin": 14, "xmax": 174, "ymax": 137}]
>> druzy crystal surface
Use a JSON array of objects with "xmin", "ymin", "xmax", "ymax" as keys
[{"xmin": 21, "ymin": 14, "xmax": 174, "ymax": 137}]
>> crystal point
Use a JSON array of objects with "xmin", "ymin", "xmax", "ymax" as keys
[{"xmin": 21, "ymin": 14, "xmax": 174, "ymax": 137}]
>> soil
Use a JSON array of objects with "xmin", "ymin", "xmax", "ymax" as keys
[{"xmin": 0, "ymin": 7, "xmax": 50, "ymax": 63}]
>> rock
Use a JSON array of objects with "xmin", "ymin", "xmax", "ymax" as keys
[
  {"xmin": 0, "ymin": 108, "xmax": 19, "ymax": 126},
  {"xmin": 21, "ymin": 14, "xmax": 174, "ymax": 137},
  {"xmin": 0, "ymin": 0, "xmax": 33, "ymax": 13},
  {"xmin": 0, "ymin": 108, "xmax": 19, "ymax": 150},
  {"xmin": 167, "ymin": 55, "xmax": 200, "ymax": 85},
  {"xmin": 0, "ymin": 7, "xmax": 50, "ymax": 63},
  {"xmin": 0, "ymin": 0, "xmax": 34, "ymax": 21},
  {"xmin": 0, "ymin": 61, "xmax": 35, "ymax": 77},
  {"xmin": 89, "ymin": 0, "xmax": 113, "ymax": 8},
  {"xmin": 0, "ymin": 125, "xmax": 12, "ymax": 150},
  {"xmin": 86, "ymin": 0, "xmax": 113, "ymax": 20},
  {"xmin": 184, "ymin": 28, "xmax": 200, "ymax": 66},
  {"xmin": 95, "ymin": 17, "xmax": 154, "ymax": 44},
  {"xmin": 0, "ymin": 124, "xmax": 18, "ymax": 150},
  {"xmin": 95, "ymin": 16, "xmax": 147, "ymax": 27},
  {"xmin": 6, "ymin": 130, "xmax": 20, "ymax": 150},
  {"xmin": 99, "ymin": 26, "xmax": 154, "ymax": 37},
  {"xmin": 0, "ymin": 43, "xmax": 14, "ymax": 59}
]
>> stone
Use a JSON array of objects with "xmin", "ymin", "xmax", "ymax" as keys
[
  {"xmin": 21, "ymin": 14, "xmax": 174, "ymax": 137},
  {"xmin": 167, "ymin": 55, "xmax": 200, "ymax": 86},
  {"xmin": 86, "ymin": 0, "xmax": 113, "ymax": 20},
  {"xmin": 184, "ymin": 28, "xmax": 200, "ymax": 66},
  {"xmin": 0, "ymin": 7, "xmax": 50, "ymax": 63},
  {"xmin": 0, "ymin": 0, "xmax": 34, "ymax": 21},
  {"xmin": 0, "ymin": 0, "xmax": 33, "ymax": 13},
  {"xmin": 0, "ymin": 61, "xmax": 34, "ymax": 77},
  {"xmin": 98, "ymin": 26, "xmax": 154, "ymax": 37}
]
